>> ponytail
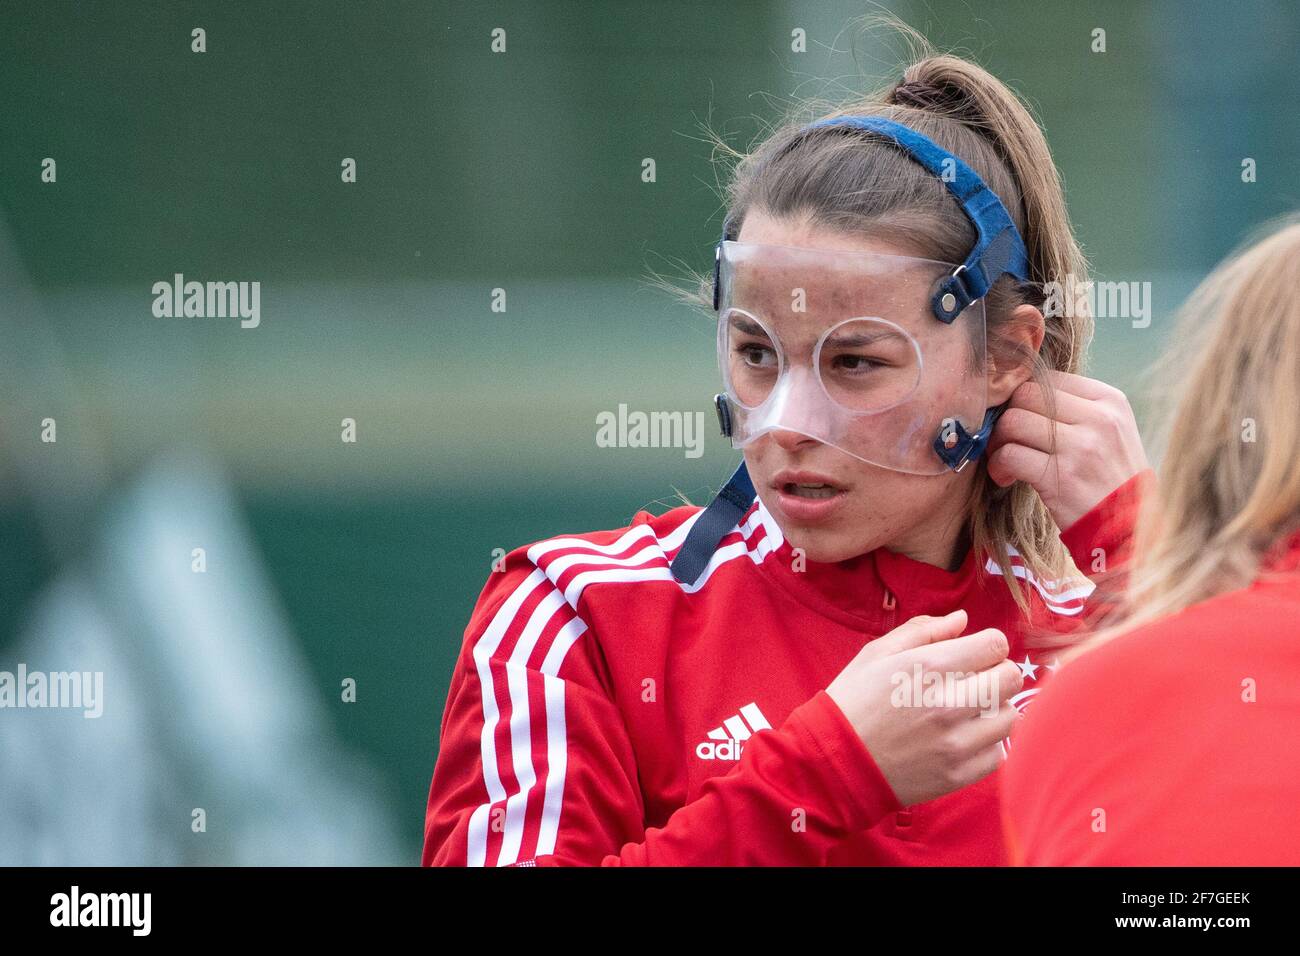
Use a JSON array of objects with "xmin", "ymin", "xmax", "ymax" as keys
[{"xmin": 887, "ymin": 55, "xmax": 1092, "ymax": 372}]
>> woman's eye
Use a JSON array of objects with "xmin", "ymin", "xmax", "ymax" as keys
[
  {"xmin": 736, "ymin": 344, "xmax": 776, "ymax": 367},
  {"xmin": 833, "ymin": 353, "xmax": 887, "ymax": 372}
]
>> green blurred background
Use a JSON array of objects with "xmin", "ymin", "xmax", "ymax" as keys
[{"xmin": 1, "ymin": 0, "xmax": 1297, "ymax": 862}]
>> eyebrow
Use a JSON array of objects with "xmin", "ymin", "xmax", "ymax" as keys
[
  {"xmin": 729, "ymin": 315, "xmax": 770, "ymax": 338},
  {"xmin": 729, "ymin": 314, "xmax": 908, "ymax": 350},
  {"xmin": 823, "ymin": 327, "xmax": 909, "ymax": 349}
]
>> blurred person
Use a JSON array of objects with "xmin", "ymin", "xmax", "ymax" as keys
[
  {"xmin": 1003, "ymin": 215, "xmax": 1300, "ymax": 865},
  {"xmin": 0, "ymin": 450, "xmax": 402, "ymax": 865},
  {"xmin": 423, "ymin": 47, "xmax": 1148, "ymax": 866}
]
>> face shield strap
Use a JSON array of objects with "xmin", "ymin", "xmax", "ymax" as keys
[
  {"xmin": 933, "ymin": 403, "xmax": 1007, "ymax": 472},
  {"xmin": 669, "ymin": 459, "xmax": 756, "ymax": 586}
]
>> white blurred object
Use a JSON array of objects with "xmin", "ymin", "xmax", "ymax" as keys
[{"xmin": 0, "ymin": 447, "xmax": 402, "ymax": 865}]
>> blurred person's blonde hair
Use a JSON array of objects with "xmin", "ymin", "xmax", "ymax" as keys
[{"xmin": 1068, "ymin": 213, "xmax": 1300, "ymax": 658}]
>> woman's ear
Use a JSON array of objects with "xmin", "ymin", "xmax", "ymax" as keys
[{"xmin": 987, "ymin": 304, "xmax": 1045, "ymax": 404}]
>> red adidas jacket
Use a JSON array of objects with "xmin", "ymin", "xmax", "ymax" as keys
[
  {"xmin": 1002, "ymin": 528, "xmax": 1300, "ymax": 866},
  {"xmin": 422, "ymin": 472, "xmax": 1146, "ymax": 866}
]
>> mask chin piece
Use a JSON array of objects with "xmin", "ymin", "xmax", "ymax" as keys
[{"xmin": 933, "ymin": 405, "xmax": 1007, "ymax": 473}]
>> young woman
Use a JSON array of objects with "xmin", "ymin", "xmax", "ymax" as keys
[
  {"xmin": 1002, "ymin": 216, "xmax": 1300, "ymax": 866},
  {"xmin": 422, "ymin": 53, "xmax": 1149, "ymax": 867}
]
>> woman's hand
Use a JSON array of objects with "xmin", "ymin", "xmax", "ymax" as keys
[
  {"xmin": 826, "ymin": 610, "xmax": 1024, "ymax": 807},
  {"xmin": 985, "ymin": 370, "xmax": 1148, "ymax": 532}
]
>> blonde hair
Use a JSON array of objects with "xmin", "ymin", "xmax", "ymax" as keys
[
  {"xmin": 653, "ymin": 27, "xmax": 1092, "ymax": 614},
  {"xmin": 1069, "ymin": 213, "xmax": 1300, "ymax": 656}
]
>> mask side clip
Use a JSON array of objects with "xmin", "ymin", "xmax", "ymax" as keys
[{"xmin": 934, "ymin": 404, "xmax": 1007, "ymax": 472}]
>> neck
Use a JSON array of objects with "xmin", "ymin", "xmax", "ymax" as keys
[
  {"xmin": 880, "ymin": 468, "xmax": 982, "ymax": 570},
  {"xmin": 885, "ymin": 514, "xmax": 973, "ymax": 571}
]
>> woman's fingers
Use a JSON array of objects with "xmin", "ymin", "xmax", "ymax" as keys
[
  {"xmin": 987, "ymin": 406, "xmax": 1059, "ymax": 455},
  {"xmin": 985, "ymin": 440, "xmax": 1054, "ymax": 489},
  {"xmin": 864, "ymin": 609, "xmax": 969, "ymax": 659},
  {"xmin": 988, "ymin": 371, "xmax": 1147, "ymax": 530},
  {"xmin": 1041, "ymin": 369, "xmax": 1124, "ymax": 402},
  {"xmin": 1004, "ymin": 379, "xmax": 1091, "ymax": 425},
  {"xmin": 906, "ymin": 626, "xmax": 1011, "ymax": 677}
]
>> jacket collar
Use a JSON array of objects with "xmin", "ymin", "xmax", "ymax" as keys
[{"xmin": 749, "ymin": 498, "xmax": 984, "ymax": 632}]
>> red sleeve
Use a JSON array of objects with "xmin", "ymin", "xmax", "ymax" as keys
[
  {"xmin": 422, "ymin": 548, "xmax": 901, "ymax": 867},
  {"xmin": 1043, "ymin": 468, "xmax": 1153, "ymax": 631},
  {"xmin": 1057, "ymin": 468, "xmax": 1152, "ymax": 581}
]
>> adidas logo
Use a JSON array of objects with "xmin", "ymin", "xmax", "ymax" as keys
[{"xmin": 695, "ymin": 702, "xmax": 771, "ymax": 760}]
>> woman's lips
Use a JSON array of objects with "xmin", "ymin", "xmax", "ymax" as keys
[{"xmin": 770, "ymin": 472, "xmax": 849, "ymax": 523}]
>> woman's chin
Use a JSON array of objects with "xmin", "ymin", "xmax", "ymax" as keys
[{"xmin": 780, "ymin": 526, "xmax": 880, "ymax": 564}]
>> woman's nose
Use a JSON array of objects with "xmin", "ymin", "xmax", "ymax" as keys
[{"xmin": 768, "ymin": 427, "xmax": 824, "ymax": 454}]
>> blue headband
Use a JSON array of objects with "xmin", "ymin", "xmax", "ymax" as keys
[{"xmin": 711, "ymin": 116, "xmax": 1032, "ymax": 322}]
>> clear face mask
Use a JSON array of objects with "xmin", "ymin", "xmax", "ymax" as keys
[
  {"xmin": 716, "ymin": 240, "xmax": 989, "ymax": 476},
  {"xmin": 666, "ymin": 116, "xmax": 1033, "ymax": 586}
]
